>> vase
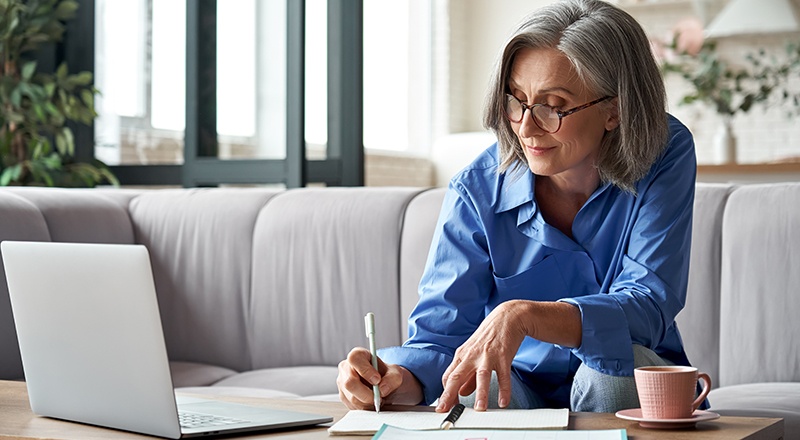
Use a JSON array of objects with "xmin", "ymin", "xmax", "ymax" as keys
[{"xmin": 713, "ymin": 117, "xmax": 737, "ymax": 164}]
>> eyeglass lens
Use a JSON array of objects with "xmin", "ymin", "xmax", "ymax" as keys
[{"xmin": 504, "ymin": 96, "xmax": 561, "ymax": 133}]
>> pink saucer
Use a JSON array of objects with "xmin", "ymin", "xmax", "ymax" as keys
[{"xmin": 615, "ymin": 408, "xmax": 720, "ymax": 429}]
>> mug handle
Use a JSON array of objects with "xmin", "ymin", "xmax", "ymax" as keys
[{"xmin": 691, "ymin": 372, "xmax": 712, "ymax": 412}]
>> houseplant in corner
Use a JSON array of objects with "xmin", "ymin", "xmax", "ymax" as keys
[
  {"xmin": 656, "ymin": 18, "xmax": 800, "ymax": 164},
  {"xmin": 0, "ymin": 0, "xmax": 117, "ymax": 187}
]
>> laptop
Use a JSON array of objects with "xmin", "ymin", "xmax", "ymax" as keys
[{"xmin": 1, "ymin": 241, "xmax": 333, "ymax": 439}]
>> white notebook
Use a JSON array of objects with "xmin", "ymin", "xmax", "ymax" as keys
[
  {"xmin": 328, "ymin": 407, "xmax": 569, "ymax": 436},
  {"xmin": 373, "ymin": 425, "xmax": 627, "ymax": 440}
]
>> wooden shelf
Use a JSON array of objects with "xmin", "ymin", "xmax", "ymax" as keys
[{"xmin": 697, "ymin": 162, "xmax": 800, "ymax": 174}]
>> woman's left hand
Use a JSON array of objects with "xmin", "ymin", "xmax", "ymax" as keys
[{"xmin": 436, "ymin": 300, "xmax": 531, "ymax": 412}]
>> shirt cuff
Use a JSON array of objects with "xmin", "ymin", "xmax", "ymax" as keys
[
  {"xmin": 559, "ymin": 297, "xmax": 635, "ymax": 376},
  {"xmin": 378, "ymin": 345, "xmax": 453, "ymax": 405}
]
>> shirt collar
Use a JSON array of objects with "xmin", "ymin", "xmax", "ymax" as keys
[
  {"xmin": 495, "ymin": 164, "xmax": 535, "ymax": 214},
  {"xmin": 496, "ymin": 163, "xmax": 615, "ymax": 213}
]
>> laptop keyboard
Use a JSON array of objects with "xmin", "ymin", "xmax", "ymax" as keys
[{"xmin": 179, "ymin": 410, "xmax": 250, "ymax": 429}]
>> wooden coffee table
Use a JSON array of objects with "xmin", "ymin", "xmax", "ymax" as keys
[{"xmin": 0, "ymin": 380, "xmax": 783, "ymax": 439}]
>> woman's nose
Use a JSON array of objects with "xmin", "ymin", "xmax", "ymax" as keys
[{"xmin": 517, "ymin": 110, "xmax": 546, "ymax": 138}]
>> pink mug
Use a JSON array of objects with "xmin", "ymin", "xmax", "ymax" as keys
[{"xmin": 634, "ymin": 366, "xmax": 711, "ymax": 419}]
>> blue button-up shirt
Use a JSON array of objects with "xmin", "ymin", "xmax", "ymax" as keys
[{"xmin": 380, "ymin": 115, "xmax": 697, "ymax": 407}]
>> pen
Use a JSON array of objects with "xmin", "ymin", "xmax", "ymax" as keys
[
  {"xmin": 440, "ymin": 403, "xmax": 465, "ymax": 430},
  {"xmin": 364, "ymin": 312, "xmax": 381, "ymax": 413}
]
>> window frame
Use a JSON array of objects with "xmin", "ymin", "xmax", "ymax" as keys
[{"xmin": 66, "ymin": 0, "xmax": 364, "ymax": 187}]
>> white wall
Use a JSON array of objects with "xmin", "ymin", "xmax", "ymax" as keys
[
  {"xmin": 431, "ymin": 0, "xmax": 554, "ymax": 185},
  {"xmin": 448, "ymin": 0, "xmax": 554, "ymax": 133}
]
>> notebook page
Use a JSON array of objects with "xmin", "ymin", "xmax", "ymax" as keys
[
  {"xmin": 328, "ymin": 410, "xmax": 445, "ymax": 435},
  {"xmin": 327, "ymin": 408, "xmax": 569, "ymax": 435},
  {"xmin": 373, "ymin": 425, "xmax": 626, "ymax": 440},
  {"xmin": 458, "ymin": 408, "xmax": 569, "ymax": 430}
]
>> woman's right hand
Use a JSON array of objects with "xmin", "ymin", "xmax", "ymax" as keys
[{"xmin": 337, "ymin": 347, "xmax": 424, "ymax": 410}]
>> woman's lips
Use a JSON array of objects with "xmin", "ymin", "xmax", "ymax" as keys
[{"xmin": 526, "ymin": 145, "xmax": 556, "ymax": 156}]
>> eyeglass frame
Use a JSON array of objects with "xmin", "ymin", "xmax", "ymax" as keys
[{"xmin": 503, "ymin": 94, "xmax": 615, "ymax": 134}]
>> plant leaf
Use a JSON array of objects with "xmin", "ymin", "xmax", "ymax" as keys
[
  {"xmin": 10, "ymin": 86, "xmax": 21, "ymax": 108},
  {"xmin": 32, "ymin": 138, "xmax": 44, "ymax": 159},
  {"xmin": 56, "ymin": 63, "xmax": 68, "ymax": 79},
  {"xmin": 71, "ymin": 71, "xmax": 92, "ymax": 86},
  {"xmin": 21, "ymin": 61, "xmax": 37, "ymax": 81},
  {"xmin": 0, "ymin": 164, "xmax": 22, "ymax": 186},
  {"xmin": 62, "ymin": 126, "xmax": 74, "ymax": 155},
  {"xmin": 55, "ymin": 1, "xmax": 80, "ymax": 21},
  {"xmin": 55, "ymin": 131, "xmax": 66, "ymax": 155},
  {"xmin": 44, "ymin": 82, "xmax": 56, "ymax": 97},
  {"xmin": 33, "ymin": 104, "xmax": 46, "ymax": 122},
  {"xmin": 44, "ymin": 101, "xmax": 59, "ymax": 116},
  {"xmin": 80, "ymin": 88, "xmax": 94, "ymax": 108}
]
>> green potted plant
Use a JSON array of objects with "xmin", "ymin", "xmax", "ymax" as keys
[
  {"xmin": 661, "ymin": 41, "xmax": 800, "ymax": 117},
  {"xmin": 655, "ymin": 18, "xmax": 800, "ymax": 163},
  {"xmin": 0, "ymin": 0, "xmax": 117, "ymax": 187}
]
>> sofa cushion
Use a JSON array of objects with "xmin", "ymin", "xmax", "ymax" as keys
[
  {"xmin": 249, "ymin": 187, "xmax": 424, "ymax": 369},
  {"xmin": 169, "ymin": 361, "xmax": 237, "ymax": 387},
  {"xmin": 719, "ymin": 183, "xmax": 800, "ymax": 387},
  {"xmin": 129, "ymin": 188, "xmax": 282, "ymax": 372},
  {"xmin": 676, "ymin": 183, "xmax": 733, "ymax": 385},
  {"xmin": 708, "ymin": 382, "xmax": 800, "ymax": 437},
  {"xmin": 0, "ymin": 192, "xmax": 51, "ymax": 380},
  {"xmin": 212, "ymin": 366, "xmax": 339, "ymax": 397},
  {"xmin": 399, "ymin": 188, "xmax": 446, "ymax": 341},
  {"xmin": 3, "ymin": 187, "xmax": 138, "ymax": 244}
]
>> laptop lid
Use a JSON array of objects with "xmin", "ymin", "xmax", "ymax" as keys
[{"xmin": 1, "ymin": 241, "xmax": 331, "ymax": 438}]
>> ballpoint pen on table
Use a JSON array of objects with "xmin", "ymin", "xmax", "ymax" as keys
[{"xmin": 364, "ymin": 312, "xmax": 381, "ymax": 412}]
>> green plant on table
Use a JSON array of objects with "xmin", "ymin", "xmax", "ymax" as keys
[{"xmin": 0, "ymin": 0, "xmax": 117, "ymax": 187}]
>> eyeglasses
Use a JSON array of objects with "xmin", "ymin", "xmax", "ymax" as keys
[{"xmin": 503, "ymin": 94, "xmax": 614, "ymax": 134}]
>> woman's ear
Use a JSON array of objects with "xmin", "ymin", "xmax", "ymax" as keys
[{"xmin": 604, "ymin": 97, "xmax": 620, "ymax": 131}]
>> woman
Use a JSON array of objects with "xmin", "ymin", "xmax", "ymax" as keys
[{"xmin": 337, "ymin": 0, "xmax": 697, "ymax": 413}]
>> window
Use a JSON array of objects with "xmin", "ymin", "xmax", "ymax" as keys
[
  {"xmin": 362, "ymin": 2, "xmax": 433, "ymax": 154},
  {"xmin": 95, "ymin": 0, "xmax": 275, "ymax": 166},
  {"xmin": 92, "ymin": 0, "xmax": 434, "ymax": 186}
]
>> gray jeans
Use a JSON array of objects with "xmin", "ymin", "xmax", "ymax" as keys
[{"xmin": 459, "ymin": 345, "xmax": 671, "ymax": 412}]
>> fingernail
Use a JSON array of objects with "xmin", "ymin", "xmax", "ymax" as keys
[
  {"xmin": 476, "ymin": 399, "xmax": 485, "ymax": 410},
  {"xmin": 370, "ymin": 375, "xmax": 380, "ymax": 385},
  {"xmin": 499, "ymin": 397, "xmax": 508, "ymax": 408}
]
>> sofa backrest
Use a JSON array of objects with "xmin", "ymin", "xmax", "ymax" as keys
[
  {"xmin": 129, "ymin": 188, "xmax": 282, "ymax": 372},
  {"xmin": 248, "ymin": 187, "xmax": 424, "ymax": 369},
  {"xmin": 0, "ymin": 187, "xmax": 139, "ymax": 244},
  {"xmin": 0, "ymin": 183, "xmax": 792, "ymax": 388},
  {"xmin": 677, "ymin": 183, "xmax": 734, "ymax": 386},
  {"xmin": 0, "ymin": 186, "xmax": 425, "ymax": 377},
  {"xmin": 718, "ymin": 183, "xmax": 800, "ymax": 387},
  {"xmin": 399, "ymin": 188, "xmax": 447, "ymax": 339},
  {"xmin": 0, "ymin": 188, "xmax": 140, "ymax": 380},
  {"xmin": 0, "ymin": 192, "xmax": 51, "ymax": 380}
]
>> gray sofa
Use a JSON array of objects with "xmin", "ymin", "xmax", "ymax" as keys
[{"xmin": 0, "ymin": 184, "xmax": 798, "ymax": 436}]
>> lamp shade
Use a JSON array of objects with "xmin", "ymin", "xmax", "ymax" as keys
[{"xmin": 705, "ymin": 0, "xmax": 800, "ymax": 38}]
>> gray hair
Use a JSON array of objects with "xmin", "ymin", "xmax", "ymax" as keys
[{"xmin": 484, "ymin": 0, "xmax": 668, "ymax": 193}]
